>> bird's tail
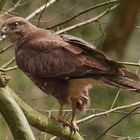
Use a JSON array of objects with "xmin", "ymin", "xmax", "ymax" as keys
[{"xmin": 101, "ymin": 69, "xmax": 140, "ymax": 92}]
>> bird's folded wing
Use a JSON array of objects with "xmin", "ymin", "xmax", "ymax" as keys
[
  {"xmin": 16, "ymin": 39, "xmax": 85, "ymax": 78},
  {"xmin": 17, "ymin": 37, "xmax": 116, "ymax": 79},
  {"xmin": 60, "ymin": 34, "xmax": 108, "ymax": 61}
]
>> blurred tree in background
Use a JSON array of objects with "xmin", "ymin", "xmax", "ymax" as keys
[{"xmin": 0, "ymin": 0, "xmax": 140, "ymax": 140}]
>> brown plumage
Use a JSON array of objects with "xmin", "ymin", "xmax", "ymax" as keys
[{"xmin": 1, "ymin": 17, "xmax": 140, "ymax": 130}]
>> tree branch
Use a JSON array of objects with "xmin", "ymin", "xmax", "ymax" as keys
[
  {"xmin": 0, "ymin": 65, "xmax": 18, "ymax": 72},
  {"xmin": 6, "ymin": 86, "xmax": 84, "ymax": 140},
  {"xmin": 0, "ymin": 76, "xmax": 36, "ymax": 140},
  {"xmin": 48, "ymin": 0, "xmax": 119, "ymax": 29},
  {"xmin": 101, "ymin": 0, "xmax": 140, "ymax": 58},
  {"xmin": 77, "ymin": 98, "xmax": 140, "ymax": 124},
  {"xmin": 0, "ymin": 0, "xmax": 22, "ymax": 18},
  {"xmin": 1, "ymin": 56, "xmax": 15, "ymax": 68},
  {"xmin": 26, "ymin": 0, "xmax": 57, "ymax": 20},
  {"xmin": 95, "ymin": 106, "xmax": 140, "ymax": 140},
  {"xmin": 118, "ymin": 61, "xmax": 140, "ymax": 67},
  {"xmin": 0, "ymin": 44, "xmax": 13, "ymax": 54},
  {"xmin": 56, "ymin": 5, "xmax": 117, "ymax": 34}
]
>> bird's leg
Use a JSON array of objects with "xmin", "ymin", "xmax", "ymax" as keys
[
  {"xmin": 71, "ymin": 99, "xmax": 79, "ymax": 131},
  {"xmin": 56, "ymin": 102, "xmax": 70, "ymax": 127},
  {"xmin": 57, "ymin": 102, "xmax": 64, "ymax": 121},
  {"xmin": 51, "ymin": 102, "xmax": 64, "ymax": 121}
]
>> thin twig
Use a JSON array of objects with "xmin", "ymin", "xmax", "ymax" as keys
[
  {"xmin": 135, "ymin": 26, "xmax": 140, "ymax": 30},
  {"xmin": 35, "ymin": 0, "xmax": 47, "ymax": 27},
  {"xmin": 95, "ymin": 106, "xmax": 140, "ymax": 140},
  {"xmin": 43, "ymin": 133, "xmax": 47, "ymax": 140},
  {"xmin": 1, "ymin": 57, "xmax": 15, "ymax": 68},
  {"xmin": 35, "ymin": 107, "xmax": 140, "ymax": 116},
  {"xmin": 48, "ymin": 0, "xmax": 119, "ymax": 29},
  {"xmin": 109, "ymin": 89, "xmax": 122, "ymax": 110},
  {"xmin": 136, "ymin": 59, "xmax": 140, "ymax": 74},
  {"xmin": 0, "ymin": 44, "xmax": 13, "ymax": 54},
  {"xmin": 96, "ymin": 20, "xmax": 104, "ymax": 34},
  {"xmin": 49, "ymin": 136, "xmax": 57, "ymax": 140},
  {"xmin": 0, "ymin": 65, "xmax": 17, "ymax": 72},
  {"xmin": 77, "ymin": 99, "xmax": 140, "ymax": 124},
  {"xmin": 56, "ymin": 5, "xmax": 118, "ymax": 34},
  {"xmin": 26, "ymin": 0, "xmax": 57, "ymax": 20},
  {"xmin": 106, "ymin": 133, "xmax": 140, "ymax": 139},
  {"xmin": 118, "ymin": 61, "xmax": 140, "ymax": 67},
  {"xmin": 0, "ymin": 0, "xmax": 22, "ymax": 18}
]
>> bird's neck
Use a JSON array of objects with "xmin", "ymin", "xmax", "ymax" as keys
[{"xmin": 16, "ymin": 27, "xmax": 37, "ymax": 45}]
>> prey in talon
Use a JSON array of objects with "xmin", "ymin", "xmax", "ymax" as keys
[{"xmin": 1, "ymin": 17, "xmax": 140, "ymax": 132}]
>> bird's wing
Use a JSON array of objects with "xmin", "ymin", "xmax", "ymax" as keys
[
  {"xmin": 16, "ymin": 36, "xmax": 116, "ymax": 79},
  {"xmin": 60, "ymin": 34, "xmax": 125, "ymax": 72},
  {"xmin": 58, "ymin": 35, "xmax": 140, "ymax": 90},
  {"xmin": 60, "ymin": 34, "xmax": 108, "ymax": 61},
  {"xmin": 16, "ymin": 38, "xmax": 86, "ymax": 78}
]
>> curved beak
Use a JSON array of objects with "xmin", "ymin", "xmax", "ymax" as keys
[{"xmin": 0, "ymin": 26, "xmax": 8, "ymax": 41}]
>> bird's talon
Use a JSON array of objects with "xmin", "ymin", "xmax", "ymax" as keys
[
  {"xmin": 51, "ymin": 116, "xmax": 71, "ymax": 128},
  {"xmin": 69, "ymin": 122, "xmax": 79, "ymax": 134},
  {"xmin": 58, "ymin": 119, "xmax": 71, "ymax": 128}
]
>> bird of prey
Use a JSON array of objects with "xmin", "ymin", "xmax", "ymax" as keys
[{"xmin": 0, "ymin": 17, "xmax": 140, "ymax": 130}]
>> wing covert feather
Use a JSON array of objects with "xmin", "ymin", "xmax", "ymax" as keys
[
  {"xmin": 16, "ymin": 39, "xmax": 86, "ymax": 78},
  {"xmin": 16, "ymin": 33, "xmax": 124, "ymax": 79}
]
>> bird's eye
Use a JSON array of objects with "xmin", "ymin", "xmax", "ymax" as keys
[
  {"xmin": 10, "ymin": 21, "xmax": 20, "ymax": 29},
  {"xmin": 14, "ymin": 22, "xmax": 19, "ymax": 27}
]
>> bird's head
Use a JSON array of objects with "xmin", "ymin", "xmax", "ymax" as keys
[{"xmin": 0, "ymin": 17, "xmax": 36, "ymax": 43}]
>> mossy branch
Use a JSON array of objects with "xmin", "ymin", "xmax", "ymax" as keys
[
  {"xmin": 0, "ymin": 75, "xmax": 84, "ymax": 140},
  {"xmin": 9, "ymin": 87, "xmax": 84, "ymax": 140},
  {"xmin": 0, "ymin": 77, "xmax": 36, "ymax": 140}
]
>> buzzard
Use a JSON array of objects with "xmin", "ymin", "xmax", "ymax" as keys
[{"xmin": 1, "ymin": 17, "xmax": 140, "ymax": 130}]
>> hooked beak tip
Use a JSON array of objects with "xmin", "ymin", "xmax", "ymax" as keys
[{"xmin": 0, "ymin": 34, "xmax": 7, "ymax": 41}]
